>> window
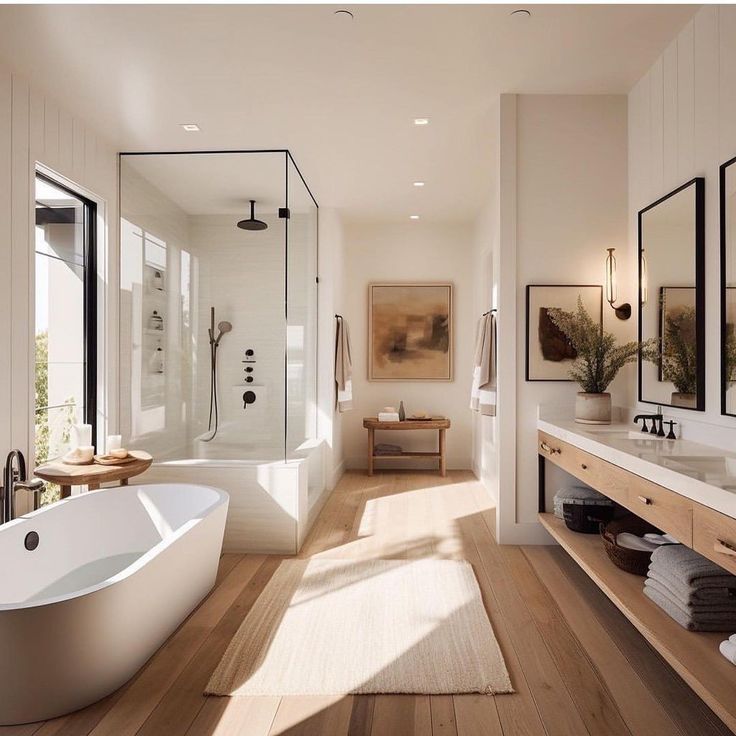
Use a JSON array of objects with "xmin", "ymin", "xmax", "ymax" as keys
[{"xmin": 34, "ymin": 173, "xmax": 97, "ymax": 505}]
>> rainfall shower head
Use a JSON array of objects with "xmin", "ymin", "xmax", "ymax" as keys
[{"xmin": 237, "ymin": 200, "xmax": 268, "ymax": 231}]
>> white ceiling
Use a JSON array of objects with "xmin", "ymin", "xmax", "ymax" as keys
[
  {"xmin": 0, "ymin": 4, "xmax": 696, "ymax": 223},
  {"xmin": 122, "ymin": 152, "xmax": 316, "ymax": 216}
]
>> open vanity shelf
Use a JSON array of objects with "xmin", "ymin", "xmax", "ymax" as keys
[{"xmin": 537, "ymin": 421, "xmax": 736, "ymax": 733}]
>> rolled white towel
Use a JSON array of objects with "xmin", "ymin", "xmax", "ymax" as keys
[
  {"xmin": 643, "ymin": 533, "xmax": 679, "ymax": 545},
  {"xmin": 719, "ymin": 639, "xmax": 736, "ymax": 665},
  {"xmin": 729, "ymin": 633, "xmax": 736, "ymax": 646},
  {"xmin": 616, "ymin": 533, "xmax": 659, "ymax": 552}
]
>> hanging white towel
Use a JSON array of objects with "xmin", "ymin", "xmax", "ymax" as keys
[
  {"xmin": 470, "ymin": 312, "xmax": 497, "ymax": 416},
  {"xmin": 335, "ymin": 316, "xmax": 353, "ymax": 413}
]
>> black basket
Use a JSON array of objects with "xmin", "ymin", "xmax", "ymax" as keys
[
  {"xmin": 600, "ymin": 515, "xmax": 663, "ymax": 575},
  {"xmin": 563, "ymin": 501, "xmax": 615, "ymax": 534}
]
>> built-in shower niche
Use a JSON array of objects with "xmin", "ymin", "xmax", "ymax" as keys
[{"xmin": 118, "ymin": 150, "xmax": 323, "ymax": 554}]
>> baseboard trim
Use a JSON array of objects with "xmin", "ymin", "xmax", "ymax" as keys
[
  {"xmin": 345, "ymin": 455, "xmax": 473, "ymax": 471},
  {"xmin": 330, "ymin": 459, "xmax": 346, "ymax": 489}
]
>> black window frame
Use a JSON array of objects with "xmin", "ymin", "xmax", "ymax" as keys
[{"xmin": 34, "ymin": 171, "xmax": 98, "ymax": 448}]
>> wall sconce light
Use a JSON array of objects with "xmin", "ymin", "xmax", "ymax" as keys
[
  {"xmin": 640, "ymin": 249, "xmax": 648, "ymax": 306},
  {"xmin": 605, "ymin": 247, "xmax": 631, "ymax": 320}
]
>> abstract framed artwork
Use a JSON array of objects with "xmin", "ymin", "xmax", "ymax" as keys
[
  {"xmin": 525, "ymin": 284, "xmax": 603, "ymax": 381},
  {"xmin": 368, "ymin": 283, "xmax": 453, "ymax": 381}
]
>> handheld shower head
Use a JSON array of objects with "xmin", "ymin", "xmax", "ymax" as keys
[{"xmin": 214, "ymin": 320, "xmax": 232, "ymax": 346}]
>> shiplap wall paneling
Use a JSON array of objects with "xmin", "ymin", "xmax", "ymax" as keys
[
  {"xmin": 0, "ymin": 62, "xmax": 119, "ymax": 471},
  {"xmin": 676, "ymin": 20, "xmax": 695, "ymax": 181},
  {"xmin": 0, "ymin": 70, "xmax": 11, "ymax": 458},
  {"xmin": 629, "ymin": 5, "xmax": 736, "ymax": 435},
  {"xmin": 10, "ymin": 75, "xmax": 32, "ymax": 461},
  {"xmin": 662, "ymin": 40, "xmax": 678, "ymax": 191},
  {"xmin": 719, "ymin": 6, "xmax": 736, "ymax": 161}
]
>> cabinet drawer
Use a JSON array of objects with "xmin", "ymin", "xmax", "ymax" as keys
[
  {"xmin": 538, "ymin": 431, "xmax": 628, "ymax": 505},
  {"xmin": 538, "ymin": 430, "xmax": 693, "ymax": 544},
  {"xmin": 694, "ymin": 504, "xmax": 736, "ymax": 576},
  {"xmin": 626, "ymin": 483, "xmax": 692, "ymax": 546}
]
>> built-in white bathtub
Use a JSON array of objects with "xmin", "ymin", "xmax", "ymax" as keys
[
  {"xmin": 139, "ymin": 437, "xmax": 328, "ymax": 554},
  {"xmin": 0, "ymin": 483, "xmax": 228, "ymax": 725}
]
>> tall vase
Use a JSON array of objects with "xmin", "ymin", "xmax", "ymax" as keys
[{"xmin": 574, "ymin": 392, "xmax": 612, "ymax": 425}]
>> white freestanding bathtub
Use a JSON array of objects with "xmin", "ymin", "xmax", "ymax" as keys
[{"xmin": 0, "ymin": 483, "xmax": 229, "ymax": 725}]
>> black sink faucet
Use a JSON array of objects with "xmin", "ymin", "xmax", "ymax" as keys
[{"xmin": 634, "ymin": 413, "xmax": 664, "ymax": 436}]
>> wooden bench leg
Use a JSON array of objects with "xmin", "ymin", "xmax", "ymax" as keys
[
  {"xmin": 439, "ymin": 429, "xmax": 447, "ymax": 477},
  {"xmin": 368, "ymin": 428, "xmax": 374, "ymax": 476},
  {"xmin": 60, "ymin": 485, "xmax": 72, "ymax": 499}
]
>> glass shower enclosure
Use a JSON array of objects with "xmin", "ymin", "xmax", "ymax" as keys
[{"xmin": 119, "ymin": 151, "xmax": 318, "ymax": 467}]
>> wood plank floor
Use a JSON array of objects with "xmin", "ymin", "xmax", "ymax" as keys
[{"xmin": 9, "ymin": 471, "xmax": 733, "ymax": 736}]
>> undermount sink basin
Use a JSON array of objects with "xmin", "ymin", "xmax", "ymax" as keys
[
  {"xmin": 662, "ymin": 455, "xmax": 736, "ymax": 477},
  {"xmin": 582, "ymin": 428, "xmax": 670, "ymax": 441}
]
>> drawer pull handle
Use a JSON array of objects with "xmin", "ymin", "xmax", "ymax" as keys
[
  {"xmin": 581, "ymin": 463, "xmax": 588, "ymax": 470},
  {"xmin": 637, "ymin": 495, "xmax": 652, "ymax": 505},
  {"xmin": 540, "ymin": 442, "xmax": 560, "ymax": 455},
  {"xmin": 715, "ymin": 539, "xmax": 736, "ymax": 558}
]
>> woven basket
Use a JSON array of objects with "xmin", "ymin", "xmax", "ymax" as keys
[{"xmin": 600, "ymin": 515, "xmax": 663, "ymax": 576}]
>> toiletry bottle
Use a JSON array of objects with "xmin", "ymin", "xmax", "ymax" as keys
[{"xmin": 399, "ymin": 401, "xmax": 406, "ymax": 422}]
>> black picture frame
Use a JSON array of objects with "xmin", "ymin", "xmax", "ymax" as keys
[
  {"xmin": 525, "ymin": 284, "xmax": 603, "ymax": 382},
  {"xmin": 637, "ymin": 177, "xmax": 705, "ymax": 411}
]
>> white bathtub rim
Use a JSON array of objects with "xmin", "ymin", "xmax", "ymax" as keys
[
  {"xmin": 0, "ymin": 483, "xmax": 229, "ymax": 612},
  {"xmin": 152, "ymin": 458, "xmax": 307, "ymax": 469}
]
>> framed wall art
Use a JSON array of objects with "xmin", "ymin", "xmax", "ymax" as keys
[
  {"xmin": 525, "ymin": 284, "xmax": 603, "ymax": 381},
  {"xmin": 368, "ymin": 283, "xmax": 453, "ymax": 381}
]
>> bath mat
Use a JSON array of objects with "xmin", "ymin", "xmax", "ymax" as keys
[{"xmin": 205, "ymin": 558, "xmax": 513, "ymax": 696}]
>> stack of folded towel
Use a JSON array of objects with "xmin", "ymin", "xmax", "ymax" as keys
[
  {"xmin": 374, "ymin": 443, "xmax": 403, "ymax": 456},
  {"xmin": 644, "ymin": 544, "xmax": 736, "ymax": 631},
  {"xmin": 377, "ymin": 412, "xmax": 400, "ymax": 422}
]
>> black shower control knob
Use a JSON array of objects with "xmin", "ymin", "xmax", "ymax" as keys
[
  {"xmin": 245, "ymin": 349, "xmax": 254, "ymax": 357},
  {"xmin": 242, "ymin": 390, "xmax": 256, "ymax": 409},
  {"xmin": 245, "ymin": 376, "xmax": 254, "ymax": 383},
  {"xmin": 245, "ymin": 367, "xmax": 253, "ymax": 373}
]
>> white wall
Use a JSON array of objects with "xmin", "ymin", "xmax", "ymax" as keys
[
  {"xmin": 471, "ymin": 198, "xmax": 499, "ymax": 501},
  {"xmin": 341, "ymin": 220, "xmax": 475, "ymax": 471},
  {"xmin": 629, "ymin": 6, "xmax": 736, "ymax": 439},
  {"xmin": 317, "ymin": 208, "xmax": 346, "ymax": 490},
  {"xmin": 0, "ymin": 61, "xmax": 118, "ymax": 484},
  {"xmin": 496, "ymin": 94, "xmax": 630, "ymax": 542}
]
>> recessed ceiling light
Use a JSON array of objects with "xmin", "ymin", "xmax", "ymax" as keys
[
  {"xmin": 413, "ymin": 181, "xmax": 425, "ymax": 187},
  {"xmin": 180, "ymin": 123, "xmax": 200, "ymax": 132},
  {"xmin": 334, "ymin": 9, "xmax": 353, "ymax": 19},
  {"xmin": 413, "ymin": 118, "xmax": 430, "ymax": 126},
  {"xmin": 410, "ymin": 215, "xmax": 420, "ymax": 220},
  {"xmin": 510, "ymin": 9, "xmax": 531, "ymax": 17}
]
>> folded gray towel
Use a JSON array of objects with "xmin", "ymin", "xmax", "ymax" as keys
[
  {"xmin": 649, "ymin": 544, "xmax": 736, "ymax": 588},
  {"xmin": 644, "ymin": 578, "xmax": 736, "ymax": 614},
  {"xmin": 374, "ymin": 443, "xmax": 403, "ymax": 456},
  {"xmin": 647, "ymin": 567, "xmax": 736, "ymax": 604},
  {"xmin": 644, "ymin": 586, "xmax": 736, "ymax": 632}
]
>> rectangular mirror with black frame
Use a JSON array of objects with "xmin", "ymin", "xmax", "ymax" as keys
[
  {"xmin": 638, "ymin": 177, "xmax": 705, "ymax": 411},
  {"xmin": 721, "ymin": 157, "xmax": 736, "ymax": 417}
]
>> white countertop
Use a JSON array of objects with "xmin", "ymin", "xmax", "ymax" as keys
[{"xmin": 538, "ymin": 415, "xmax": 736, "ymax": 518}]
